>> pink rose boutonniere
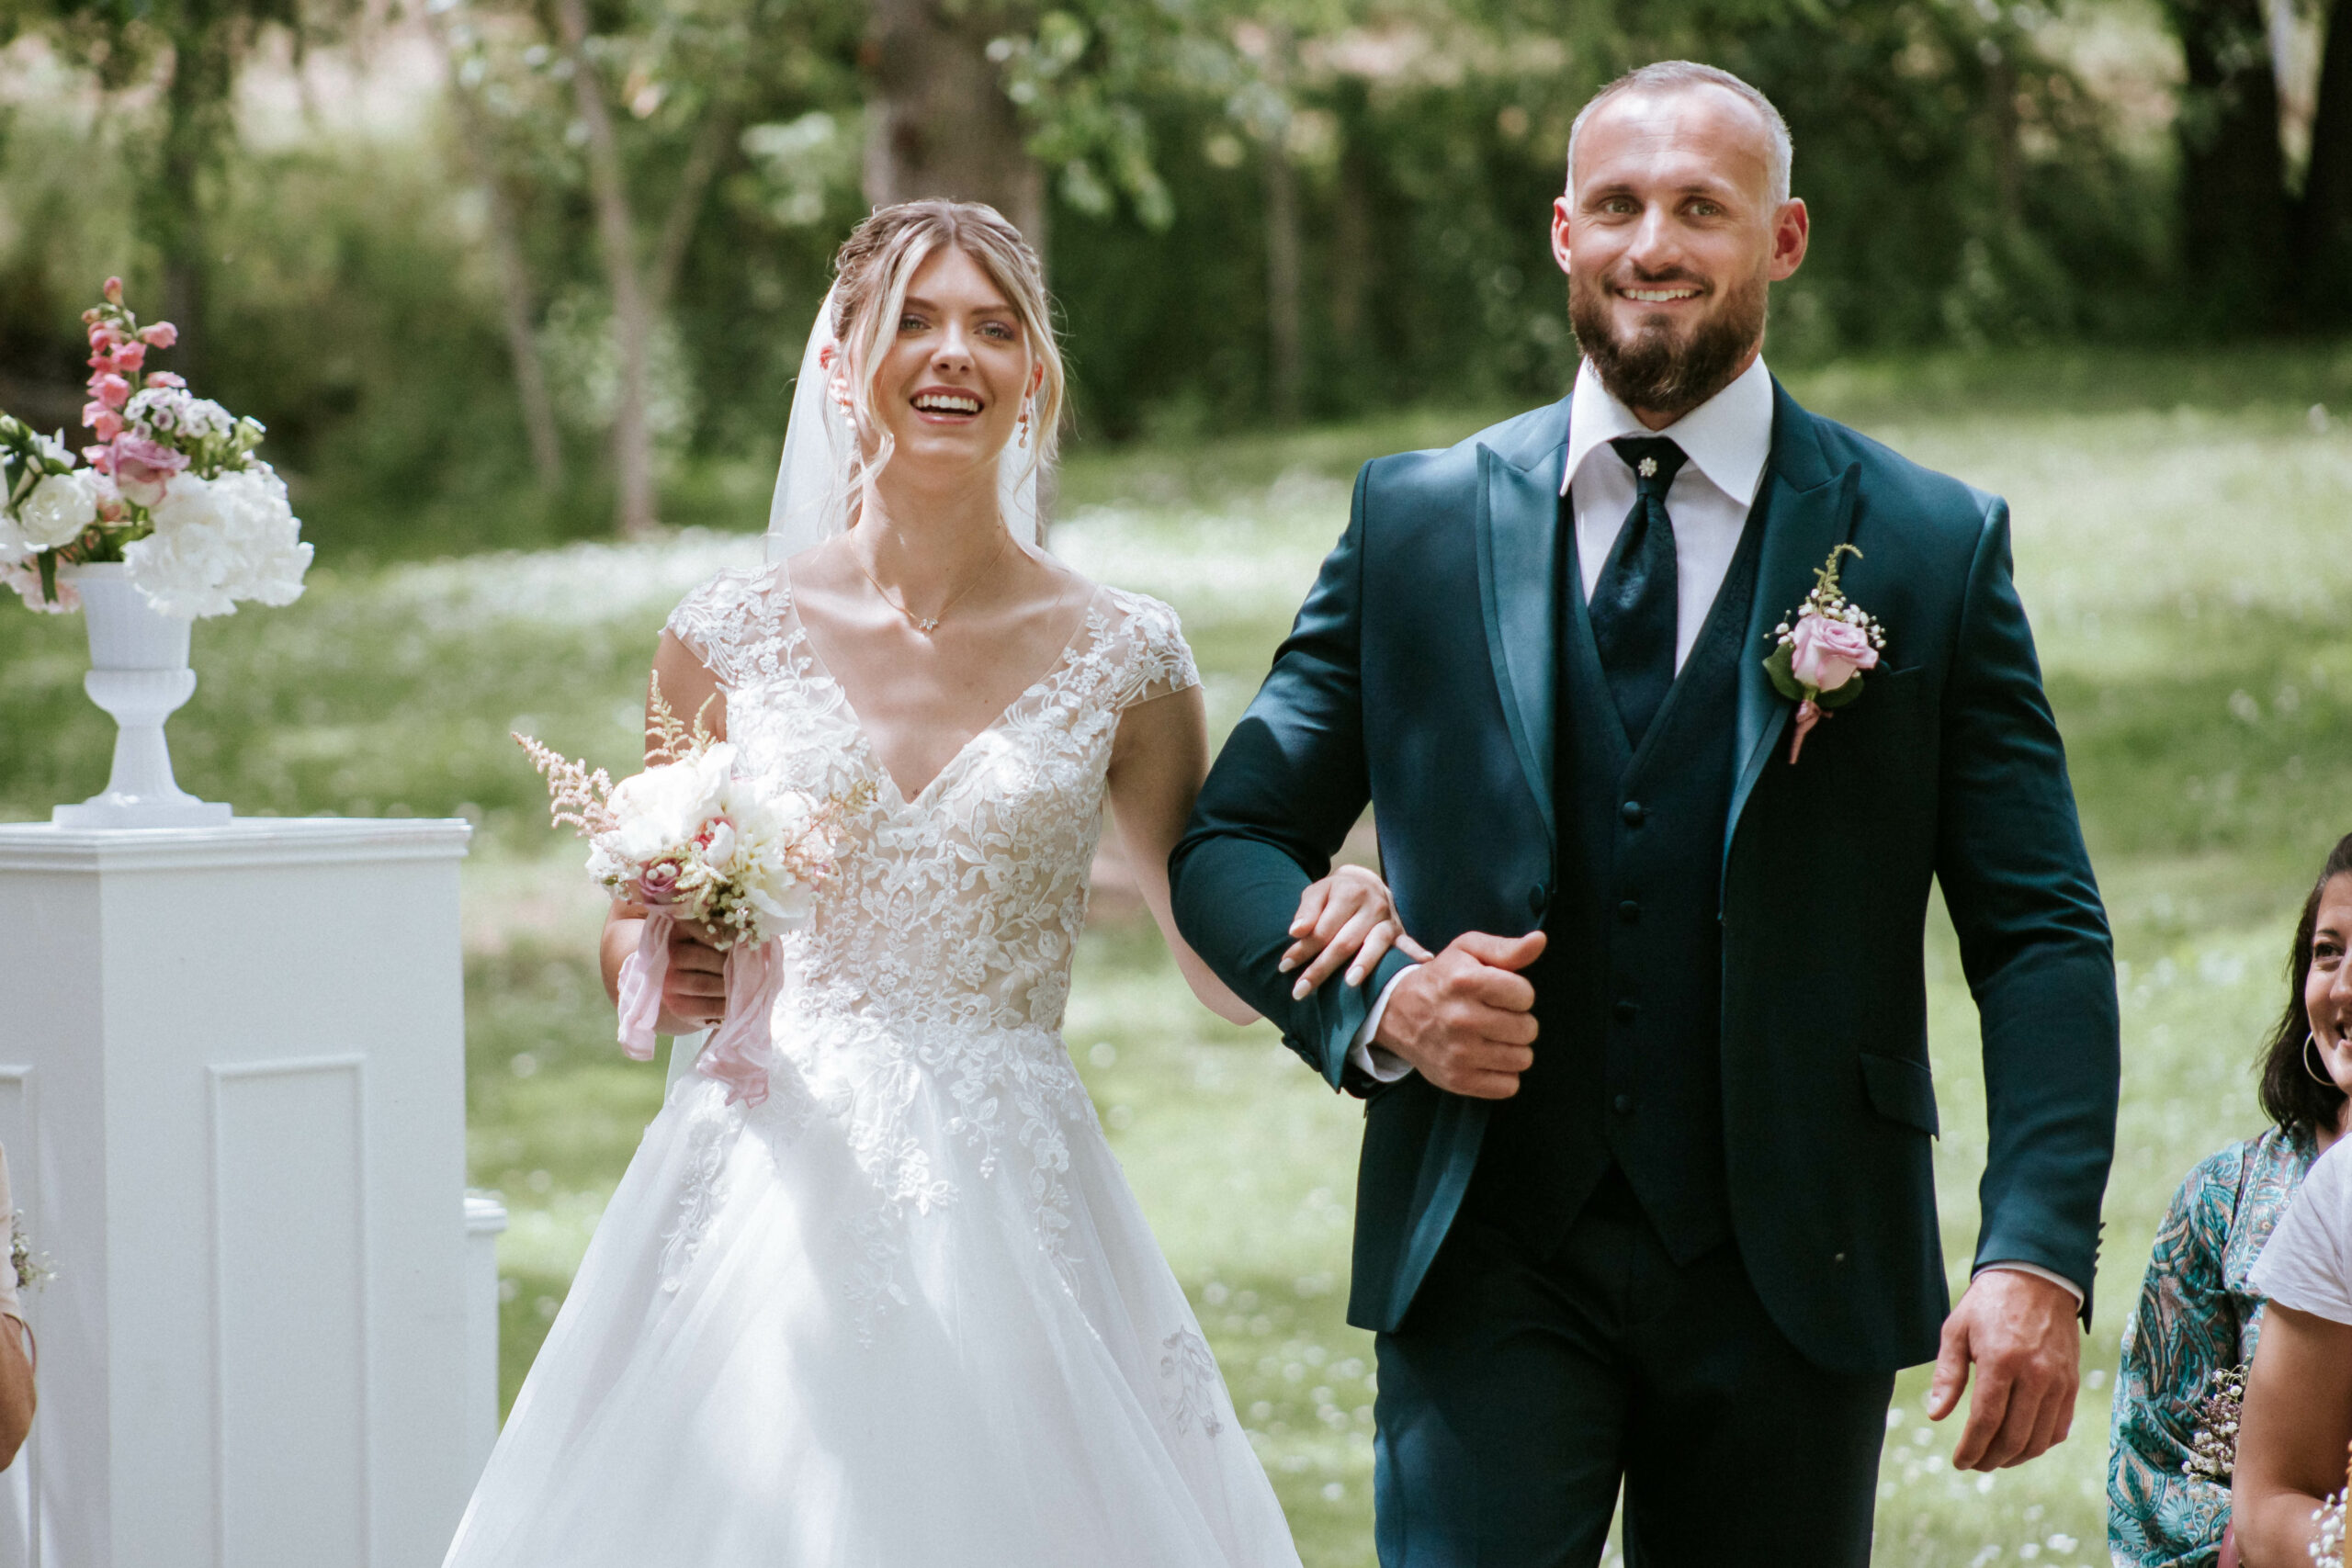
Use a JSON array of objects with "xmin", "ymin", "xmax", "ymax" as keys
[{"xmin": 1764, "ymin": 543, "xmax": 1886, "ymax": 764}]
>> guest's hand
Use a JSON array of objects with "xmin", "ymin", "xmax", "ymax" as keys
[
  {"xmin": 662, "ymin": 921, "xmax": 729, "ymax": 1031},
  {"xmin": 1281, "ymin": 865, "xmax": 1434, "ymax": 999},
  {"xmin": 1926, "ymin": 1268, "xmax": 2083, "ymax": 1470},
  {"xmin": 1371, "ymin": 931, "xmax": 1544, "ymax": 1098}
]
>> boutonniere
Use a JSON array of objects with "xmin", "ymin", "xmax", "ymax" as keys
[{"xmin": 1764, "ymin": 543, "xmax": 1885, "ymax": 764}]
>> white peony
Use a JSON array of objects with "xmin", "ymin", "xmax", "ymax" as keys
[
  {"xmin": 124, "ymin": 464, "xmax": 312, "ymax": 618},
  {"xmin": 14, "ymin": 470, "xmax": 99, "ymax": 551},
  {"xmin": 603, "ymin": 742, "xmax": 737, "ymax": 864}
]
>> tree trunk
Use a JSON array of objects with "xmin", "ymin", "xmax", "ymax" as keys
[
  {"xmin": 862, "ymin": 0, "xmax": 1046, "ymax": 251},
  {"xmin": 554, "ymin": 0, "xmax": 658, "ymax": 538},
  {"xmin": 2165, "ymin": 0, "xmax": 2294, "ymax": 328},
  {"xmin": 427, "ymin": 15, "xmax": 563, "ymax": 490},
  {"xmin": 157, "ymin": 7, "xmax": 236, "ymax": 385},
  {"xmin": 1263, "ymin": 139, "xmax": 1303, "ymax": 425},
  {"xmin": 649, "ymin": 107, "xmax": 733, "ymax": 315},
  {"xmin": 2296, "ymin": 0, "xmax": 2352, "ymax": 324}
]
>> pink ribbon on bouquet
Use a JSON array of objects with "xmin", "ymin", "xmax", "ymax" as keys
[{"xmin": 615, "ymin": 912, "xmax": 784, "ymax": 1105}]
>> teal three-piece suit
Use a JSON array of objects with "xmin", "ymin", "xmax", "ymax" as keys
[{"xmin": 1169, "ymin": 381, "xmax": 2120, "ymax": 1565}]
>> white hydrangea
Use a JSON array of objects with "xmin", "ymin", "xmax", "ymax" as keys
[
  {"xmin": 123, "ymin": 463, "xmax": 313, "ymax": 618},
  {"xmin": 12, "ymin": 470, "xmax": 101, "ymax": 551}
]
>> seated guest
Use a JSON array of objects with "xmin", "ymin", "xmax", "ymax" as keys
[
  {"xmin": 2110, "ymin": 834, "xmax": 2352, "ymax": 1565},
  {"xmin": 0, "ymin": 1147, "xmax": 34, "ymax": 1470},
  {"xmin": 2233, "ymin": 1131, "xmax": 2352, "ymax": 1565}
]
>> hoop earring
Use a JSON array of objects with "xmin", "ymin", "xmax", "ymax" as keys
[{"xmin": 2307, "ymin": 1032, "xmax": 2341, "ymax": 1088}]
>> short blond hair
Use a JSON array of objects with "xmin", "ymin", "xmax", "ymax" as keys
[
  {"xmin": 1566, "ymin": 62, "xmax": 1792, "ymax": 208},
  {"xmin": 829, "ymin": 200, "xmax": 1064, "ymax": 509}
]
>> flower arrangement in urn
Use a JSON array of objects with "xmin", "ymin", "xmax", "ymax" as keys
[{"xmin": 0, "ymin": 277, "xmax": 311, "ymax": 618}]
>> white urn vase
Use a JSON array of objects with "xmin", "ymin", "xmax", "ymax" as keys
[{"xmin": 51, "ymin": 562, "xmax": 232, "ymax": 829}]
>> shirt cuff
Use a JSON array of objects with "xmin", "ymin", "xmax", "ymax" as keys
[
  {"xmin": 1975, "ymin": 1259, "xmax": 2086, "ymax": 1306},
  {"xmin": 1344, "ymin": 966, "xmax": 1419, "ymax": 1083}
]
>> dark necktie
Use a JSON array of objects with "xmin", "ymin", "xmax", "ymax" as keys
[{"xmin": 1588, "ymin": 435, "xmax": 1688, "ymax": 748}]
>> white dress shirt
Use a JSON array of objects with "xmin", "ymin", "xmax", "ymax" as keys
[{"xmin": 1334, "ymin": 355, "xmax": 2084, "ymax": 1303}]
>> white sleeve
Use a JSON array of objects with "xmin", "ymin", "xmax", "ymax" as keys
[
  {"xmin": 1344, "ymin": 966, "xmax": 1419, "ymax": 1084},
  {"xmin": 2248, "ymin": 1136, "xmax": 2352, "ymax": 1325},
  {"xmin": 1973, "ymin": 1259, "xmax": 2085, "ymax": 1305}
]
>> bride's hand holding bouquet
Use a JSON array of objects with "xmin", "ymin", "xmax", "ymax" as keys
[{"xmin": 518, "ymin": 682, "xmax": 867, "ymax": 1106}]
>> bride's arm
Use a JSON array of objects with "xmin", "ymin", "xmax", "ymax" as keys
[
  {"xmin": 1106, "ymin": 685, "xmax": 1261, "ymax": 1025},
  {"xmin": 599, "ymin": 632, "xmax": 730, "ymax": 1032},
  {"xmin": 1111, "ymin": 686, "xmax": 1417, "ymax": 1028}
]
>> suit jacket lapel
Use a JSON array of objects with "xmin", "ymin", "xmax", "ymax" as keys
[
  {"xmin": 1474, "ymin": 402, "xmax": 1571, "ymax": 852},
  {"xmin": 1726, "ymin": 383, "xmax": 1861, "ymax": 858}
]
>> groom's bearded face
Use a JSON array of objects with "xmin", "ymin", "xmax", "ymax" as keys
[
  {"xmin": 1557, "ymin": 86, "xmax": 1794, "ymax": 421},
  {"xmin": 1570, "ymin": 260, "xmax": 1767, "ymax": 420}
]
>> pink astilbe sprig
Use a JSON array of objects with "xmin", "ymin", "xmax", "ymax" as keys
[{"xmin": 513, "ymin": 733, "xmax": 620, "ymax": 838}]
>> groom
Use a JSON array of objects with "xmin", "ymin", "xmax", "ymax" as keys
[{"xmin": 1170, "ymin": 61, "xmax": 2120, "ymax": 1566}]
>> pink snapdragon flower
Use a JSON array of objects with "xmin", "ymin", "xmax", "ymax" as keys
[
  {"xmin": 92, "ymin": 373, "xmax": 131, "ymax": 411},
  {"xmin": 144, "ymin": 372, "xmax": 186, "ymax": 390}
]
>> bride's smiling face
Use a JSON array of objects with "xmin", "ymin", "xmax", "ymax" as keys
[{"xmin": 859, "ymin": 244, "xmax": 1040, "ymax": 481}]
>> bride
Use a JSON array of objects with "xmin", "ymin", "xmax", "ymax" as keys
[{"xmin": 442, "ymin": 199, "xmax": 1419, "ymax": 1567}]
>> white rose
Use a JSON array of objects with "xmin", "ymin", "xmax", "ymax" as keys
[
  {"xmin": 606, "ymin": 743, "xmax": 736, "ymax": 862},
  {"xmin": 16, "ymin": 471, "xmax": 99, "ymax": 551}
]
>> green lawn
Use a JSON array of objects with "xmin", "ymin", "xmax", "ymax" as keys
[{"xmin": 3, "ymin": 344, "xmax": 2349, "ymax": 1565}]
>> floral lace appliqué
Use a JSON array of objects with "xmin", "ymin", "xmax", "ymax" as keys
[
  {"xmin": 664, "ymin": 568, "xmax": 1197, "ymax": 1337},
  {"xmin": 1158, "ymin": 1326, "xmax": 1226, "ymax": 1439}
]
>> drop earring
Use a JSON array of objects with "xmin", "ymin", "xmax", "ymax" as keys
[{"xmin": 1017, "ymin": 400, "xmax": 1032, "ymax": 448}]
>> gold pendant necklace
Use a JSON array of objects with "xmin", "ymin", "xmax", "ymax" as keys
[{"xmin": 857, "ymin": 529, "xmax": 1011, "ymax": 637}]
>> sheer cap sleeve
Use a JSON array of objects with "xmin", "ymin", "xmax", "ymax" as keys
[
  {"xmin": 2249, "ymin": 1135, "xmax": 2352, "ymax": 1324},
  {"xmin": 663, "ymin": 566, "xmax": 780, "ymax": 691},
  {"xmin": 1102, "ymin": 589, "xmax": 1200, "ymax": 712}
]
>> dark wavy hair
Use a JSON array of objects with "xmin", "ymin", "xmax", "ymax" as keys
[{"xmin": 2258, "ymin": 831, "xmax": 2352, "ymax": 1139}]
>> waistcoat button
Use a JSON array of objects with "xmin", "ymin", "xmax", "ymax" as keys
[
  {"xmin": 1621, "ymin": 801, "xmax": 1647, "ymax": 826},
  {"xmin": 1613, "ymin": 999, "xmax": 1638, "ymax": 1023},
  {"xmin": 1618, "ymin": 899, "xmax": 1640, "ymax": 924},
  {"xmin": 1612, "ymin": 1093, "xmax": 1635, "ymax": 1114}
]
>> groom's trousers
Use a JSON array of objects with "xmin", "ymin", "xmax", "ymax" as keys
[{"xmin": 1370, "ymin": 1167, "xmax": 1894, "ymax": 1568}]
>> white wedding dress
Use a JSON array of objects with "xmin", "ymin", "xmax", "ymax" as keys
[{"xmin": 443, "ymin": 564, "xmax": 1302, "ymax": 1568}]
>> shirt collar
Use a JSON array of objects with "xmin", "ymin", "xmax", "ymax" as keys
[{"xmin": 1560, "ymin": 353, "xmax": 1775, "ymax": 505}]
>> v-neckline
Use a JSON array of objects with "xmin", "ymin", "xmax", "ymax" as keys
[{"xmin": 780, "ymin": 567, "xmax": 1102, "ymax": 807}]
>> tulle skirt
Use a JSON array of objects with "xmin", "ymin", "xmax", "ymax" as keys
[{"xmin": 442, "ymin": 1010, "xmax": 1301, "ymax": 1568}]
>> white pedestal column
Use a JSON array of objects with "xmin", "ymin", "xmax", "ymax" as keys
[{"xmin": 0, "ymin": 819, "xmax": 479, "ymax": 1568}]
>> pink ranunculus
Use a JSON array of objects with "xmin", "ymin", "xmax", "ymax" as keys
[
  {"xmin": 93, "ymin": 373, "xmax": 131, "ymax": 411},
  {"xmin": 140, "ymin": 322, "xmax": 178, "ymax": 348},
  {"xmin": 1788, "ymin": 613, "xmax": 1880, "ymax": 694},
  {"xmin": 109, "ymin": 434, "xmax": 187, "ymax": 508}
]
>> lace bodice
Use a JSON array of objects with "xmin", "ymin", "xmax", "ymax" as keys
[{"xmin": 665, "ymin": 565, "xmax": 1198, "ymax": 1039}]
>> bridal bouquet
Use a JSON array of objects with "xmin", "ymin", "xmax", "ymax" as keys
[
  {"xmin": 516, "ymin": 682, "xmax": 865, "ymax": 1105},
  {"xmin": 0, "ymin": 278, "xmax": 311, "ymax": 617}
]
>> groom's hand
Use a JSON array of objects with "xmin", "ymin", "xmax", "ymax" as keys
[
  {"xmin": 1372, "ymin": 931, "xmax": 1545, "ymax": 1098},
  {"xmin": 1926, "ymin": 1269, "xmax": 2083, "ymax": 1471}
]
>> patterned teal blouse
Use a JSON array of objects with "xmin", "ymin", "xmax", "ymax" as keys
[{"xmin": 2109, "ymin": 1127, "xmax": 2316, "ymax": 1568}]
